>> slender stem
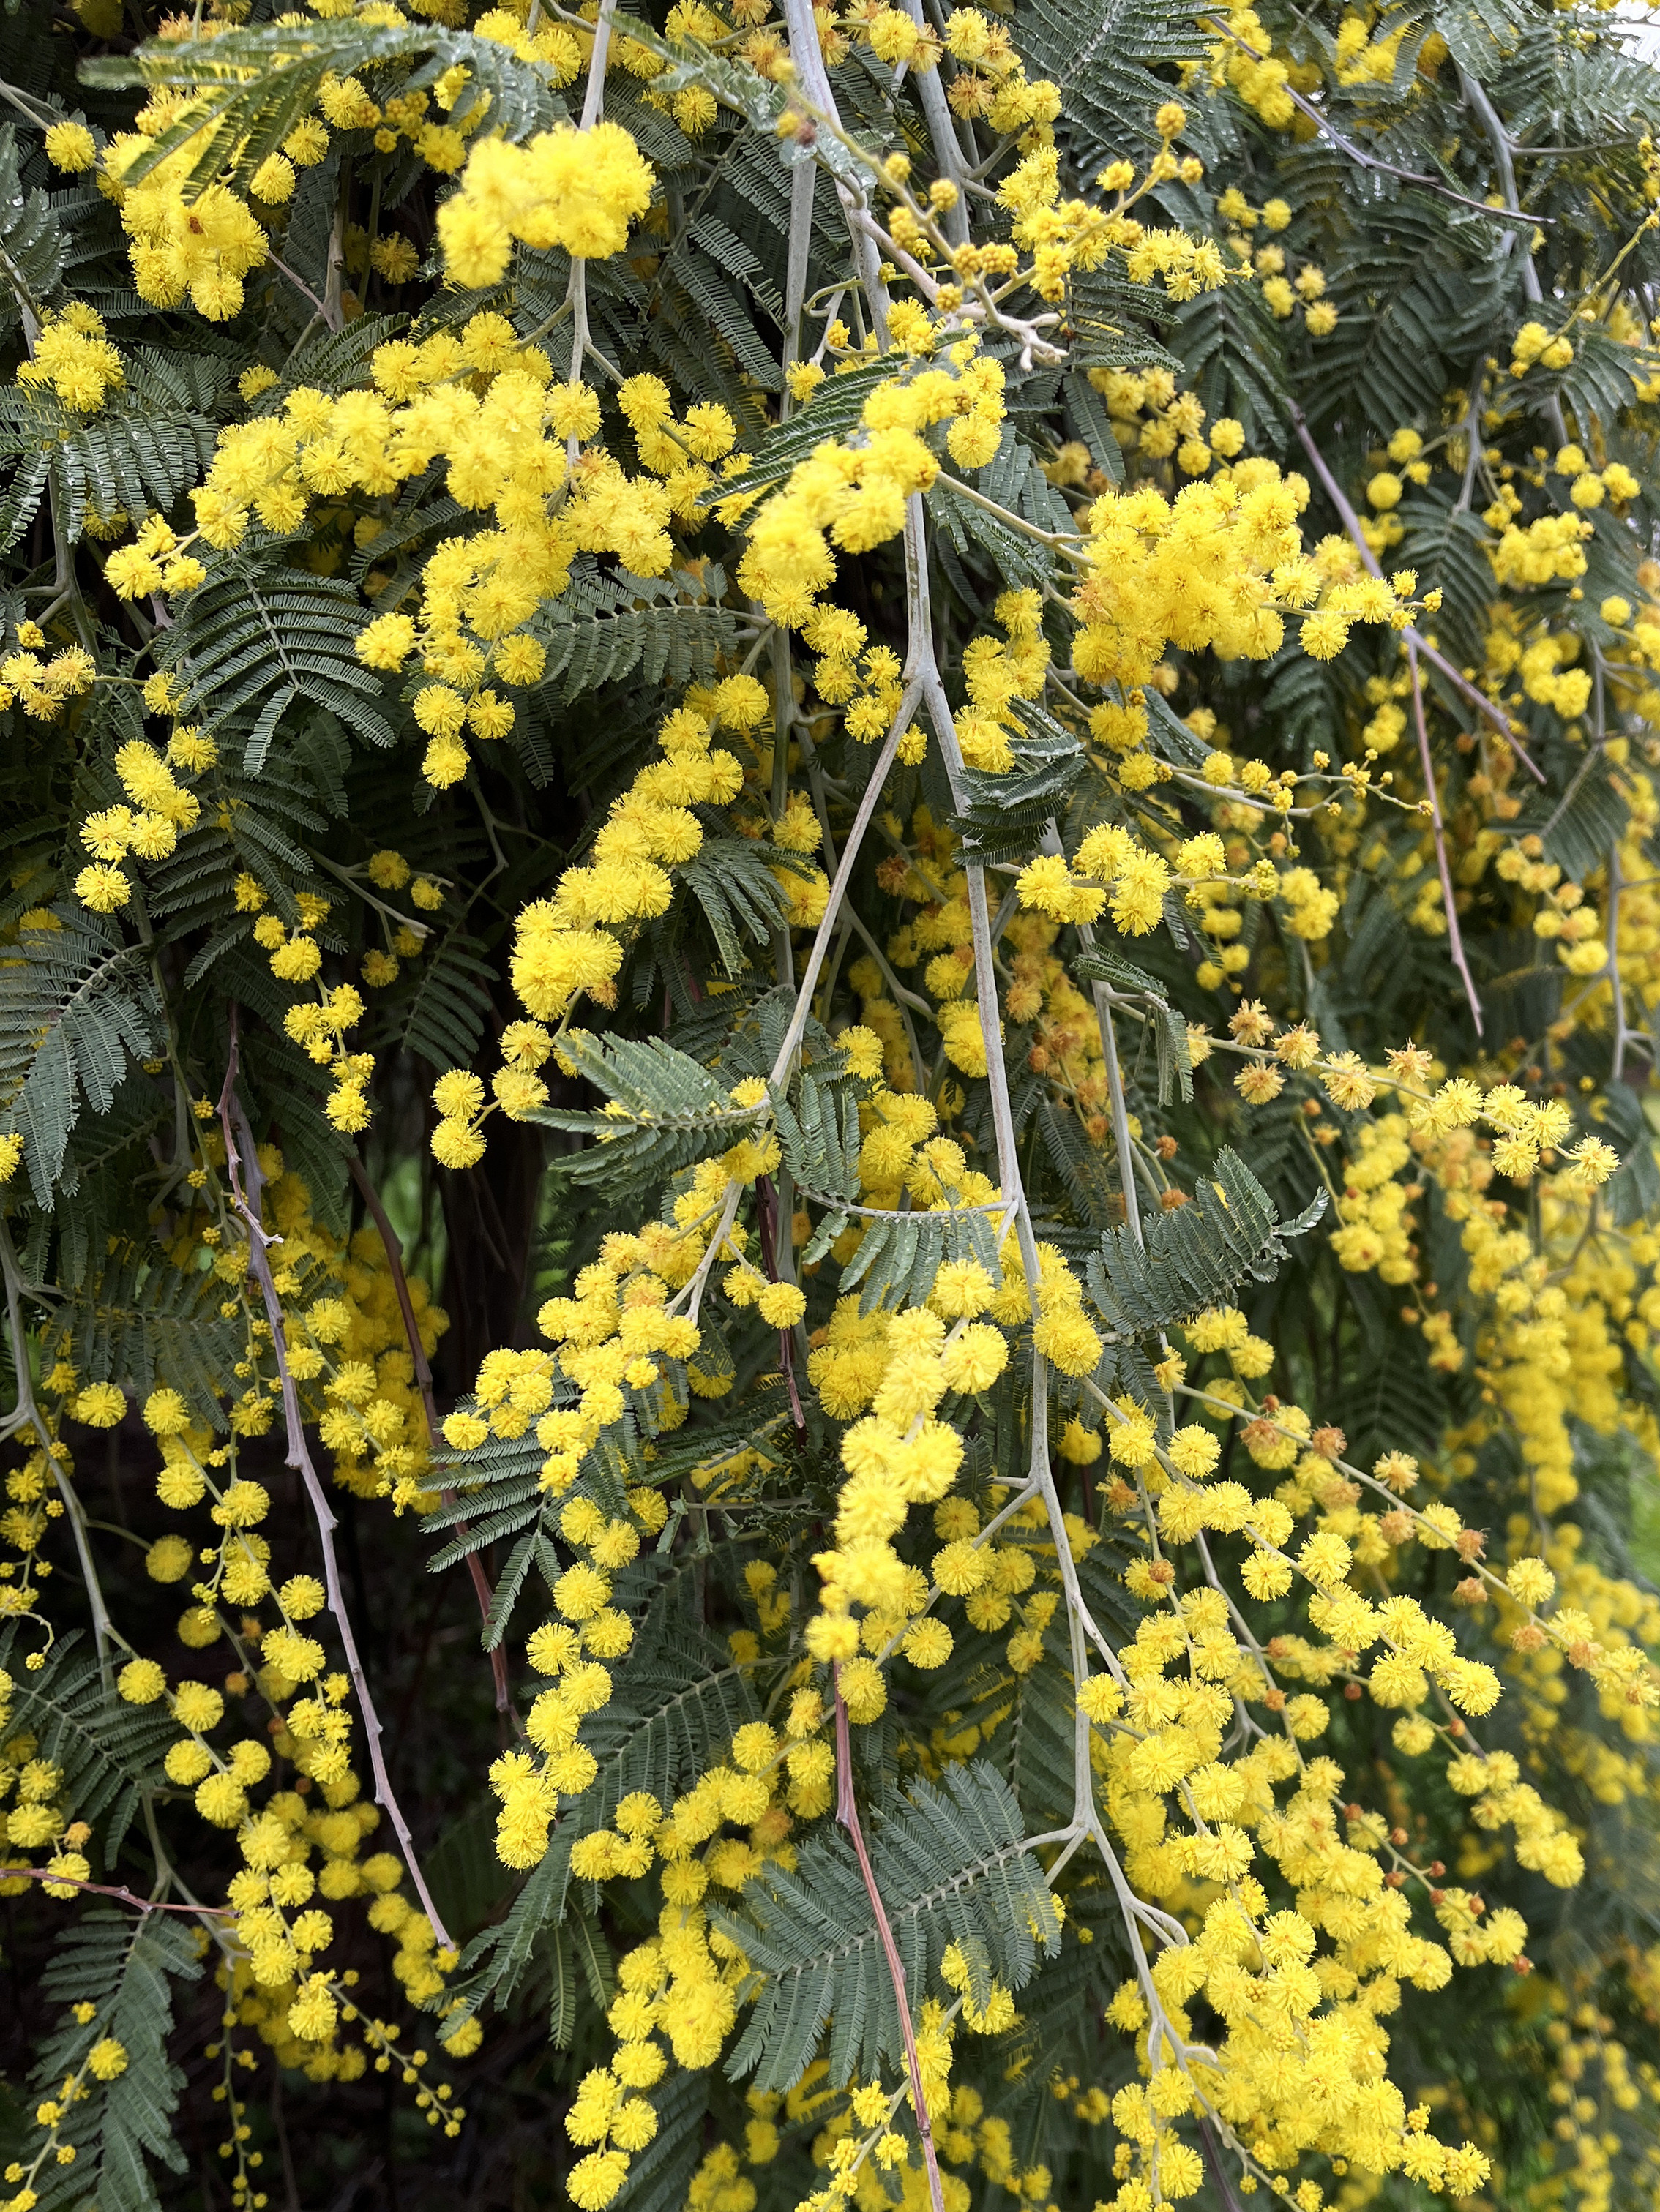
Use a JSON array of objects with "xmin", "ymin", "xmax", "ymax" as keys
[
  {"xmin": 0, "ymin": 1866, "xmax": 233, "ymax": 1917},
  {"xmin": 1608, "ymin": 840, "xmax": 1634, "ymax": 1084},
  {"xmin": 267, "ymin": 249, "xmax": 329, "ymax": 323},
  {"xmin": 898, "ymin": 0, "xmax": 968, "ymax": 247},
  {"xmin": 1042, "ymin": 827, "xmax": 1143, "ymax": 1245},
  {"xmin": 1406, "ymin": 637, "xmax": 1484, "ymax": 1037},
  {"xmin": 767, "ymin": 700, "xmax": 917, "ymax": 1090},
  {"xmin": 914, "ymin": 500, "xmax": 1129, "ymax": 1763},
  {"xmin": 1204, "ymin": 15, "xmax": 1549, "ymax": 223},
  {"xmin": 938, "ymin": 470, "xmax": 1086, "ymax": 557},
  {"xmin": 1459, "ymin": 67, "xmax": 1569, "ymax": 452},
  {"xmin": 346, "ymin": 1155, "xmax": 515, "ymax": 1720},
  {"xmin": 216, "ymin": 1030, "xmax": 454, "ymax": 1953},
  {"xmin": 1288, "ymin": 404, "xmax": 1547, "ymax": 785},
  {"xmin": 834, "ymin": 1675, "xmax": 946, "ymax": 2212},
  {"xmin": 1456, "ymin": 374, "xmax": 1487, "ymax": 512},
  {"xmin": 782, "ymin": 157, "xmax": 815, "ymax": 410},
  {"xmin": 0, "ymin": 1218, "xmax": 119, "ymax": 1681},
  {"xmin": 1197, "ymin": 2112, "xmax": 1250, "ymax": 2212},
  {"xmin": 321, "ymin": 168, "xmax": 348, "ymax": 334},
  {"xmin": 580, "ymin": 0, "xmax": 616, "ymax": 129}
]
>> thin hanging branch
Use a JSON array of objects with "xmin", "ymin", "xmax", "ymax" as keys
[
  {"xmin": 0, "ymin": 1866, "xmax": 234, "ymax": 1918},
  {"xmin": 1407, "ymin": 636, "xmax": 1484, "ymax": 1036},
  {"xmin": 1203, "ymin": 16, "xmax": 1553, "ymax": 223},
  {"xmin": 834, "ymin": 1673, "xmax": 947, "ymax": 2212},
  {"xmin": 217, "ymin": 1026, "xmax": 455, "ymax": 1954},
  {"xmin": 1288, "ymin": 403, "xmax": 1547, "ymax": 785}
]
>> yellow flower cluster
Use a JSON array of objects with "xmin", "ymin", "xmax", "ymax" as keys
[
  {"xmin": 0, "ymin": 640, "xmax": 94, "ymax": 725},
  {"xmin": 102, "ymin": 134, "xmax": 269, "ymax": 320},
  {"xmin": 435, "ymin": 121, "xmax": 657, "ymax": 284},
  {"xmin": 15, "ymin": 306, "xmax": 123, "ymax": 413}
]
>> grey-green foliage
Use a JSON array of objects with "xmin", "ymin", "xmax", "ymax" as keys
[
  {"xmin": 1085, "ymin": 1144, "xmax": 1326, "ymax": 1335},
  {"xmin": 394, "ymin": 926, "xmax": 496, "ymax": 1075},
  {"xmin": 0, "ymin": 1630, "xmax": 174, "ymax": 1871},
  {"xmin": 776, "ymin": 1066, "xmax": 1008, "ymax": 1306},
  {"xmin": 1075, "ymin": 946, "xmax": 1194, "ymax": 1105},
  {"xmin": 83, "ymin": 19, "xmax": 564, "ymax": 187},
  {"xmin": 457, "ymin": 1547, "xmax": 769, "ymax": 2013},
  {"xmin": 719, "ymin": 1761, "xmax": 1061, "ymax": 2093},
  {"xmin": 1020, "ymin": 0, "xmax": 1208, "ymax": 162},
  {"xmin": 157, "ymin": 529, "xmax": 394, "ymax": 765},
  {"xmin": 668, "ymin": 834, "xmax": 796, "ymax": 979},
  {"xmin": 948, "ymin": 707, "xmax": 1085, "ymax": 866},
  {"xmin": 0, "ymin": 350, "xmax": 223, "ymax": 551},
  {"xmin": 535, "ymin": 1032, "xmax": 771, "ymax": 1196},
  {"xmin": 610, "ymin": 2069, "xmax": 711, "ymax": 2212},
  {"xmin": 934, "ymin": 428, "xmax": 1077, "ymax": 590},
  {"xmin": 0, "ymin": 123, "xmax": 65, "ymax": 338},
  {"xmin": 48, "ymin": 1240, "xmax": 245, "ymax": 1420},
  {"xmin": 0, "ymin": 909, "xmax": 160, "ymax": 1206},
  {"xmin": 530, "ymin": 558, "xmax": 741, "ymax": 702},
  {"xmin": 28, "ymin": 1911, "xmax": 203, "ymax": 2212}
]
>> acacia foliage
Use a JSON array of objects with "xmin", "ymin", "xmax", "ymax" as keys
[{"xmin": 0, "ymin": 1, "xmax": 1659, "ymax": 2211}]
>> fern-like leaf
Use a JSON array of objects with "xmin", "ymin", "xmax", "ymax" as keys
[
  {"xmin": 157, "ymin": 528, "xmax": 394, "ymax": 762},
  {"xmin": 47, "ymin": 1241, "xmax": 244, "ymax": 1420},
  {"xmin": 720, "ymin": 1761, "xmax": 1061, "ymax": 2094},
  {"xmin": 29, "ymin": 1911, "xmax": 203, "ymax": 2212},
  {"xmin": 0, "ymin": 1628, "xmax": 174, "ymax": 1867},
  {"xmin": 0, "ymin": 908, "xmax": 160, "ymax": 1206},
  {"xmin": 1086, "ymin": 1147, "xmax": 1326, "ymax": 1335}
]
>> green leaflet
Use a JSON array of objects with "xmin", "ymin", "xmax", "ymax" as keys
[
  {"xmin": 946, "ymin": 702, "xmax": 1087, "ymax": 866},
  {"xmin": 157, "ymin": 528, "xmax": 394, "ymax": 764},
  {"xmin": 47, "ymin": 1240, "xmax": 245, "ymax": 1421},
  {"xmin": 1396, "ymin": 488, "xmax": 1499, "ymax": 673},
  {"xmin": 534, "ymin": 1030, "xmax": 770, "ymax": 1199},
  {"xmin": 1017, "ymin": 0, "xmax": 1208, "ymax": 160},
  {"xmin": 773, "ymin": 1066, "xmax": 1008, "ymax": 1306},
  {"xmin": 0, "ymin": 1628, "xmax": 174, "ymax": 1870},
  {"xmin": 719, "ymin": 1761, "xmax": 1061, "ymax": 2093},
  {"xmin": 530, "ymin": 557, "xmax": 739, "ymax": 701},
  {"xmin": 28, "ymin": 1911, "xmax": 203, "ymax": 2212},
  {"xmin": 931, "ymin": 425, "xmax": 1077, "ymax": 593},
  {"xmin": 0, "ymin": 907, "xmax": 160, "ymax": 1207},
  {"xmin": 718, "ymin": 359, "xmax": 894, "ymax": 501},
  {"xmin": 1085, "ymin": 1145, "xmax": 1326, "ymax": 1336},
  {"xmin": 0, "ymin": 124, "xmax": 65, "ymax": 341},
  {"xmin": 83, "ymin": 20, "xmax": 564, "ymax": 187},
  {"xmin": 1074, "ymin": 945, "xmax": 1194, "ymax": 1106},
  {"xmin": 457, "ymin": 1566, "xmax": 767, "ymax": 2013},
  {"xmin": 0, "ymin": 370, "xmax": 220, "ymax": 550},
  {"xmin": 611, "ymin": 2069, "xmax": 711, "ymax": 2212},
  {"xmin": 391, "ymin": 926, "xmax": 496, "ymax": 1075},
  {"xmin": 667, "ymin": 834, "xmax": 796, "ymax": 978},
  {"xmin": 1514, "ymin": 744, "xmax": 1632, "ymax": 885}
]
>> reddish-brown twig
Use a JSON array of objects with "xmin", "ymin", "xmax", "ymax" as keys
[
  {"xmin": 346, "ymin": 1154, "xmax": 515, "ymax": 1720},
  {"xmin": 216, "ymin": 1026, "xmax": 455, "ymax": 1953},
  {"xmin": 834, "ymin": 1671, "xmax": 946, "ymax": 2212},
  {"xmin": 1195, "ymin": 2113, "xmax": 1249, "ymax": 2212},
  {"xmin": 0, "ymin": 1864, "xmax": 233, "ymax": 1917}
]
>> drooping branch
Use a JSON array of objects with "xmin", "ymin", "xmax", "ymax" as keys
[
  {"xmin": 1203, "ymin": 16, "xmax": 1552, "ymax": 225},
  {"xmin": 0, "ymin": 1865, "xmax": 234, "ymax": 1918},
  {"xmin": 217, "ymin": 1029, "xmax": 454, "ymax": 1953},
  {"xmin": 1288, "ymin": 403, "xmax": 1546, "ymax": 785},
  {"xmin": 1406, "ymin": 637, "xmax": 1484, "ymax": 1036},
  {"xmin": 834, "ymin": 1673, "xmax": 947, "ymax": 2212}
]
